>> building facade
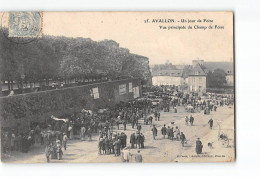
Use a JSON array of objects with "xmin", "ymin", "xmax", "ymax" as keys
[
  {"xmin": 151, "ymin": 69, "xmax": 185, "ymax": 86},
  {"xmin": 187, "ymin": 64, "xmax": 207, "ymax": 93}
]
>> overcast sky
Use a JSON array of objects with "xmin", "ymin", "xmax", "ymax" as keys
[{"xmin": 2, "ymin": 12, "xmax": 233, "ymax": 65}]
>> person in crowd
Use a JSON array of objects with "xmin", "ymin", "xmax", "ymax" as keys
[
  {"xmin": 131, "ymin": 116, "xmax": 136, "ymax": 129},
  {"xmin": 208, "ymin": 118, "xmax": 214, "ymax": 129},
  {"xmin": 135, "ymin": 132, "xmax": 142, "ymax": 149},
  {"xmin": 167, "ymin": 126, "xmax": 171, "ymax": 139},
  {"xmin": 104, "ymin": 136, "xmax": 110, "ymax": 154},
  {"xmin": 98, "ymin": 138, "xmax": 103, "ymax": 155},
  {"xmin": 121, "ymin": 147, "xmax": 131, "ymax": 162},
  {"xmin": 196, "ymin": 138, "xmax": 203, "ymax": 154},
  {"xmin": 169, "ymin": 127, "xmax": 174, "ymax": 140},
  {"xmin": 80, "ymin": 126, "xmax": 86, "ymax": 141},
  {"xmin": 87, "ymin": 127, "xmax": 92, "ymax": 141},
  {"xmin": 190, "ymin": 115, "xmax": 194, "ymax": 126},
  {"xmin": 45, "ymin": 143, "xmax": 53, "ymax": 163},
  {"xmin": 130, "ymin": 132, "xmax": 136, "ymax": 149},
  {"xmin": 180, "ymin": 132, "xmax": 186, "ymax": 147},
  {"xmin": 62, "ymin": 133, "xmax": 68, "ymax": 150},
  {"xmin": 140, "ymin": 133, "xmax": 145, "ymax": 148},
  {"xmin": 116, "ymin": 115, "xmax": 121, "ymax": 130},
  {"xmin": 148, "ymin": 116, "xmax": 153, "ymax": 125},
  {"xmin": 135, "ymin": 150, "xmax": 143, "ymax": 163},
  {"xmin": 152, "ymin": 125, "xmax": 158, "ymax": 140},
  {"xmin": 161, "ymin": 124, "xmax": 167, "ymax": 139},
  {"xmin": 68, "ymin": 125, "xmax": 73, "ymax": 140},
  {"xmin": 99, "ymin": 131, "xmax": 103, "ymax": 140},
  {"xmin": 185, "ymin": 116, "xmax": 189, "ymax": 125},
  {"xmin": 10, "ymin": 131, "xmax": 15, "ymax": 151},
  {"xmin": 123, "ymin": 119, "xmax": 127, "ymax": 131},
  {"xmin": 154, "ymin": 111, "xmax": 158, "ymax": 121},
  {"xmin": 35, "ymin": 125, "xmax": 41, "ymax": 144},
  {"xmin": 113, "ymin": 139, "xmax": 121, "ymax": 156},
  {"xmin": 137, "ymin": 123, "xmax": 142, "ymax": 133},
  {"xmin": 121, "ymin": 132, "xmax": 127, "ymax": 149},
  {"xmin": 56, "ymin": 139, "xmax": 63, "ymax": 160},
  {"xmin": 175, "ymin": 126, "xmax": 180, "ymax": 141}
]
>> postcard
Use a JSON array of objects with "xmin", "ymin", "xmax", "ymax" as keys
[{"xmin": 0, "ymin": 11, "xmax": 235, "ymax": 163}]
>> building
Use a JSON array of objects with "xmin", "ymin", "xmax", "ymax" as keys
[
  {"xmin": 151, "ymin": 59, "xmax": 233, "ymax": 94},
  {"xmin": 152, "ymin": 69, "xmax": 185, "ymax": 86},
  {"xmin": 187, "ymin": 64, "xmax": 207, "ymax": 93}
]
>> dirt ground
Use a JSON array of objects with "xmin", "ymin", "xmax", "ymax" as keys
[{"xmin": 2, "ymin": 105, "xmax": 235, "ymax": 163}]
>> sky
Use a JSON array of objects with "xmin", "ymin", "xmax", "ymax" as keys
[{"xmin": 1, "ymin": 12, "xmax": 234, "ymax": 65}]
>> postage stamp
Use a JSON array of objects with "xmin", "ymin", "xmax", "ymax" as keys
[{"xmin": 8, "ymin": 11, "xmax": 42, "ymax": 38}]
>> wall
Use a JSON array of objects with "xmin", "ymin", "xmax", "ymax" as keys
[
  {"xmin": 188, "ymin": 76, "xmax": 206, "ymax": 93},
  {"xmin": 0, "ymin": 78, "xmax": 141, "ymax": 129},
  {"xmin": 152, "ymin": 76, "xmax": 182, "ymax": 86}
]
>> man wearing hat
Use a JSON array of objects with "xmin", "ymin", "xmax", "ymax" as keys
[
  {"xmin": 140, "ymin": 133, "xmax": 145, "ymax": 148},
  {"xmin": 121, "ymin": 132, "xmax": 127, "ymax": 149},
  {"xmin": 161, "ymin": 124, "xmax": 167, "ymax": 139},
  {"xmin": 130, "ymin": 132, "xmax": 136, "ymax": 149}
]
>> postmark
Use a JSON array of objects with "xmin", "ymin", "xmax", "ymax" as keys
[{"xmin": 8, "ymin": 12, "xmax": 42, "ymax": 38}]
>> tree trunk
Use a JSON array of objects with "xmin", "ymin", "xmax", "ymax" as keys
[
  {"xmin": 46, "ymin": 79, "xmax": 49, "ymax": 90},
  {"xmin": 0, "ymin": 80, "xmax": 2, "ymax": 97},
  {"xmin": 11, "ymin": 80, "xmax": 14, "ymax": 90},
  {"xmin": 39, "ymin": 79, "xmax": 43, "ymax": 91},
  {"xmin": 8, "ymin": 80, "xmax": 11, "ymax": 91},
  {"xmin": 21, "ymin": 80, "xmax": 24, "ymax": 94},
  {"xmin": 30, "ymin": 82, "xmax": 33, "ymax": 91}
]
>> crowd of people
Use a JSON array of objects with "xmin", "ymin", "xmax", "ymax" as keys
[{"xmin": 1, "ymin": 85, "xmax": 234, "ymax": 162}]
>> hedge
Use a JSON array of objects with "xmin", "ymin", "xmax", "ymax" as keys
[{"xmin": 0, "ymin": 78, "xmax": 140, "ymax": 129}]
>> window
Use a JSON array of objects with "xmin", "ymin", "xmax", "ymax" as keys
[
  {"xmin": 133, "ymin": 86, "xmax": 140, "ymax": 98},
  {"xmin": 199, "ymin": 77, "xmax": 202, "ymax": 82},
  {"xmin": 119, "ymin": 84, "xmax": 126, "ymax": 95},
  {"xmin": 92, "ymin": 87, "xmax": 99, "ymax": 99},
  {"xmin": 129, "ymin": 82, "xmax": 133, "ymax": 92}
]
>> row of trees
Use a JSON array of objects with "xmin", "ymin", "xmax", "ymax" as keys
[
  {"xmin": 206, "ymin": 69, "xmax": 227, "ymax": 88},
  {"xmin": 0, "ymin": 28, "xmax": 152, "ymax": 93}
]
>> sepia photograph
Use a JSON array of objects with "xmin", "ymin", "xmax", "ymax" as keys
[{"xmin": 0, "ymin": 11, "xmax": 235, "ymax": 163}]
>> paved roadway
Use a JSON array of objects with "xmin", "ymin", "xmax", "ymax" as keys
[{"xmin": 3, "ymin": 104, "xmax": 235, "ymax": 163}]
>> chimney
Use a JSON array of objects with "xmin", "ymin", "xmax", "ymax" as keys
[{"xmin": 192, "ymin": 59, "xmax": 204, "ymax": 67}]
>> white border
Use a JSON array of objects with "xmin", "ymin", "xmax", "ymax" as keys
[{"xmin": 1, "ymin": 0, "xmax": 260, "ymax": 178}]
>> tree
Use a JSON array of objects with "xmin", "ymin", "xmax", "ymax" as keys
[{"xmin": 206, "ymin": 69, "xmax": 227, "ymax": 88}]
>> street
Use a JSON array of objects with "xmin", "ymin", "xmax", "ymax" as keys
[{"xmin": 3, "ymin": 104, "xmax": 234, "ymax": 163}]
